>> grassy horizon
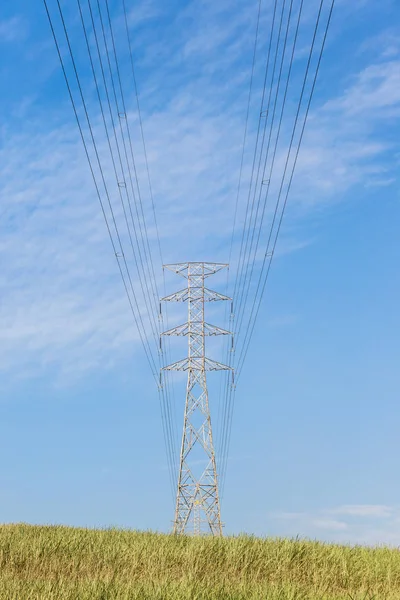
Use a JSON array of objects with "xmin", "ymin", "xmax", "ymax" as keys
[{"xmin": 0, "ymin": 524, "xmax": 399, "ymax": 599}]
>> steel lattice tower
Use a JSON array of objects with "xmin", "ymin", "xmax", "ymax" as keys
[{"xmin": 161, "ymin": 262, "xmax": 232, "ymax": 535}]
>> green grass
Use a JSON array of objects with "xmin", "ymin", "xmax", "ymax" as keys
[{"xmin": 0, "ymin": 524, "xmax": 399, "ymax": 599}]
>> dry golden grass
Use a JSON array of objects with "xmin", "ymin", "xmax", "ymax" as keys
[{"xmin": 0, "ymin": 524, "xmax": 398, "ymax": 599}]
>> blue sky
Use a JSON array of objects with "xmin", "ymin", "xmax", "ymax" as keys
[{"xmin": 0, "ymin": 0, "xmax": 399, "ymax": 545}]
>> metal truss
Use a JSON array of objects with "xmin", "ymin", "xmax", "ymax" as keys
[{"xmin": 161, "ymin": 262, "xmax": 232, "ymax": 535}]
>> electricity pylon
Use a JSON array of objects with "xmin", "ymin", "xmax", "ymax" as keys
[{"xmin": 161, "ymin": 262, "xmax": 232, "ymax": 535}]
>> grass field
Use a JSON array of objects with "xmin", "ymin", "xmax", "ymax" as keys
[{"xmin": 0, "ymin": 524, "xmax": 399, "ymax": 599}]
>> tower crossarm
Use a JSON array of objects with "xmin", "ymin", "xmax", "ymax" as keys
[
  {"xmin": 162, "ymin": 357, "xmax": 232, "ymax": 372},
  {"xmin": 164, "ymin": 262, "xmax": 228, "ymax": 278},
  {"xmin": 162, "ymin": 322, "xmax": 231, "ymax": 337},
  {"xmin": 161, "ymin": 288, "xmax": 189, "ymax": 302},
  {"xmin": 161, "ymin": 287, "xmax": 231, "ymax": 303},
  {"xmin": 204, "ymin": 288, "xmax": 231, "ymax": 302}
]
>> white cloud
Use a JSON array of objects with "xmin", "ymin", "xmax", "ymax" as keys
[
  {"xmin": 266, "ymin": 314, "xmax": 298, "ymax": 328},
  {"xmin": 0, "ymin": 0, "xmax": 398, "ymax": 385},
  {"xmin": 0, "ymin": 124, "xmax": 146, "ymax": 380},
  {"xmin": 0, "ymin": 16, "xmax": 26, "ymax": 43},
  {"xmin": 272, "ymin": 511, "xmax": 305, "ymax": 520},
  {"xmin": 126, "ymin": 0, "xmax": 161, "ymax": 28},
  {"xmin": 358, "ymin": 28, "xmax": 400, "ymax": 59},
  {"xmin": 324, "ymin": 60, "xmax": 400, "ymax": 116},
  {"xmin": 271, "ymin": 504, "xmax": 400, "ymax": 545},
  {"xmin": 0, "ymin": 97, "xmax": 248, "ymax": 381},
  {"xmin": 288, "ymin": 57, "xmax": 400, "ymax": 207},
  {"xmin": 311, "ymin": 518, "xmax": 348, "ymax": 531},
  {"xmin": 329, "ymin": 505, "xmax": 393, "ymax": 518}
]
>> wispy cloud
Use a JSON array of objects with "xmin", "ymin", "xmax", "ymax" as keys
[
  {"xmin": 126, "ymin": 0, "xmax": 162, "ymax": 28},
  {"xmin": 311, "ymin": 518, "xmax": 348, "ymax": 531},
  {"xmin": 289, "ymin": 56, "xmax": 400, "ymax": 207},
  {"xmin": 0, "ymin": 0, "xmax": 398, "ymax": 386},
  {"xmin": 0, "ymin": 124, "xmax": 143, "ymax": 381},
  {"xmin": 272, "ymin": 504, "xmax": 400, "ymax": 545},
  {"xmin": 329, "ymin": 505, "xmax": 393, "ymax": 518},
  {"xmin": 357, "ymin": 27, "xmax": 400, "ymax": 59},
  {"xmin": 266, "ymin": 314, "xmax": 298, "ymax": 328},
  {"xmin": 324, "ymin": 60, "xmax": 400, "ymax": 116},
  {"xmin": 0, "ymin": 16, "xmax": 27, "ymax": 43}
]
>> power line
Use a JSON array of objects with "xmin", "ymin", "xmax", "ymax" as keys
[
  {"xmin": 219, "ymin": 0, "xmax": 282, "ymax": 492},
  {"xmin": 78, "ymin": 0, "xmax": 177, "ymax": 498},
  {"xmin": 77, "ymin": 0, "xmax": 160, "ymax": 350},
  {"xmin": 44, "ymin": 0, "xmax": 177, "ymax": 500},
  {"xmin": 231, "ymin": 0, "xmax": 280, "ymax": 312},
  {"xmin": 44, "ymin": 0, "xmax": 335, "ymax": 519},
  {"xmin": 234, "ymin": 0, "xmax": 304, "ymax": 345},
  {"xmin": 236, "ymin": 0, "xmax": 336, "ymax": 381},
  {"xmin": 42, "ymin": 0, "xmax": 159, "ymax": 384},
  {"xmin": 121, "ymin": 0, "xmax": 164, "ymax": 272},
  {"xmin": 93, "ymin": 0, "xmax": 160, "ymax": 332},
  {"xmin": 233, "ymin": 0, "xmax": 289, "ymax": 327},
  {"xmin": 93, "ymin": 0, "xmax": 177, "ymax": 496},
  {"xmin": 120, "ymin": 0, "xmax": 176, "ymax": 387},
  {"xmin": 100, "ymin": 1, "xmax": 178, "ymax": 484},
  {"xmin": 103, "ymin": 0, "xmax": 160, "ymax": 318},
  {"xmin": 120, "ymin": 0, "xmax": 179, "ymax": 482},
  {"xmin": 227, "ymin": 0, "xmax": 263, "ymax": 271},
  {"xmin": 220, "ymin": 0, "xmax": 335, "ymax": 491},
  {"xmin": 217, "ymin": 0, "xmax": 262, "ymax": 486}
]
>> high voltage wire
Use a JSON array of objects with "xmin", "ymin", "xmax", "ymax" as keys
[
  {"xmin": 232, "ymin": 0, "xmax": 286, "ymax": 317},
  {"xmin": 225, "ymin": 0, "xmax": 335, "ymax": 485},
  {"xmin": 235, "ymin": 0, "xmax": 304, "ymax": 344},
  {"xmin": 103, "ymin": 0, "xmax": 160, "ymax": 316},
  {"xmin": 42, "ymin": 0, "xmax": 158, "ymax": 379},
  {"xmin": 43, "ymin": 0, "xmax": 177, "ymax": 502},
  {"xmin": 219, "ymin": 0, "xmax": 281, "ymax": 493},
  {"xmin": 43, "ymin": 0, "xmax": 335, "ymax": 516},
  {"xmin": 121, "ymin": 0, "xmax": 178, "ymax": 473},
  {"xmin": 83, "ymin": 0, "xmax": 177, "ymax": 495},
  {"xmin": 234, "ymin": 0, "xmax": 295, "ymax": 336},
  {"xmin": 98, "ymin": 0, "xmax": 177, "ymax": 498},
  {"xmin": 92, "ymin": 0, "xmax": 178, "ymax": 479},
  {"xmin": 121, "ymin": 0, "xmax": 163, "ymax": 271},
  {"xmin": 230, "ymin": 0, "xmax": 280, "ymax": 312},
  {"xmin": 114, "ymin": 0, "xmax": 178, "ymax": 481},
  {"xmin": 220, "ymin": 0, "xmax": 283, "ymax": 482},
  {"xmin": 76, "ymin": 0, "xmax": 159, "ymax": 350},
  {"xmin": 217, "ymin": 0, "xmax": 262, "ymax": 490},
  {"xmin": 227, "ymin": 0, "xmax": 263, "ymax": 271},
  {"xmin": 220, "ymin": 0, "xmax": 291, "ymax": 485},
  {"xmin": 95, "ymin": 0, "xmax": 159, "ymax": 327},
  {"xmin": 236, "ymin": 0, "xmax": 335, "ymax": 380},
  {"xmin": 219, "ymin": 0, "xmax": 335, "ymax": 492}
]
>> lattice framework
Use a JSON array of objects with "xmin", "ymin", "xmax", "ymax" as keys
[{"xmin": 161, "ymin": 262, "xmax": 232, "ymax": 535}]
